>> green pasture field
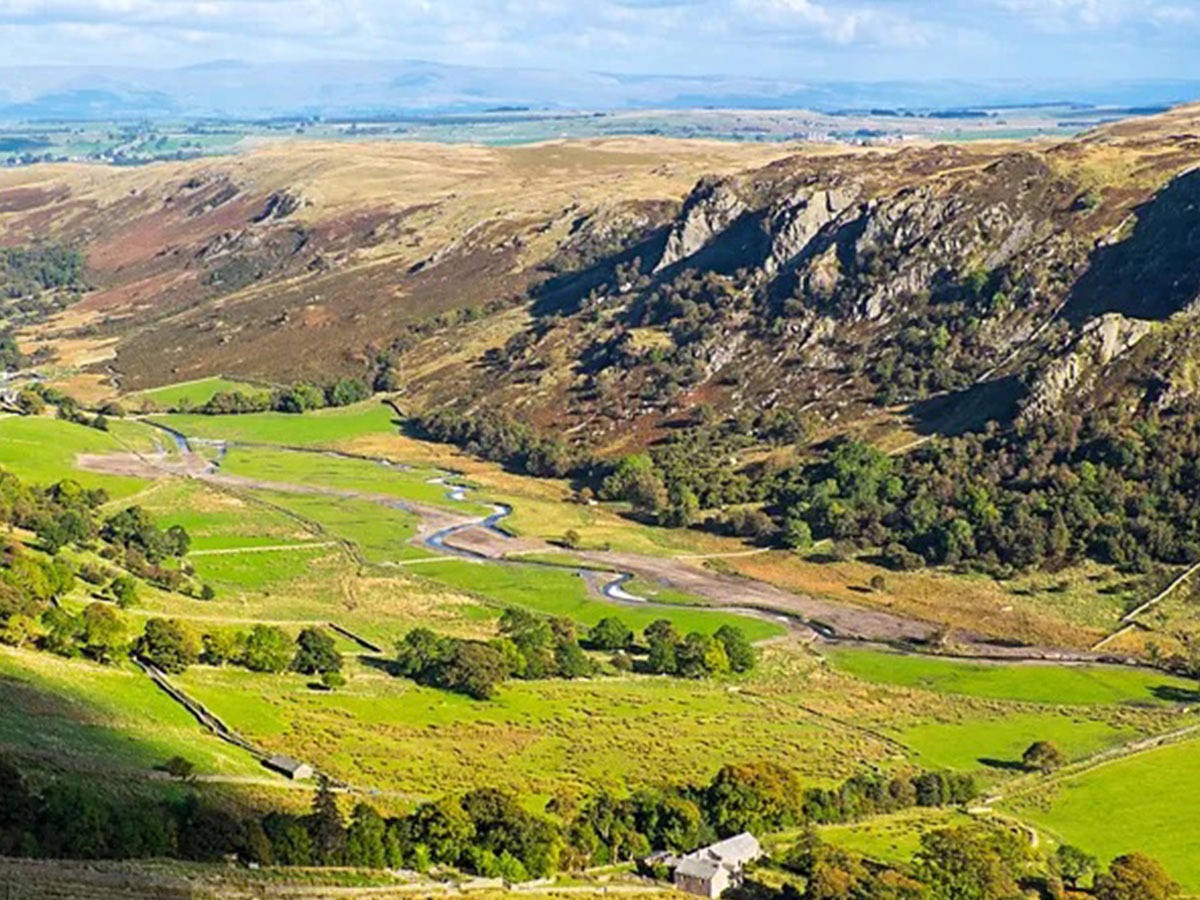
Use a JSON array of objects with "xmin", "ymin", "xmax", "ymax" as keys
[
  {"xmin": 1009, "ymin": 737, "xmax": 1200, "ymax": 891},
  {"xmin": 139, "ymin": 481, "xmax": 320, "ymax": 552},
  {"xmin": 823, "ymin": 647, "xmax": 1197, "ymax": 706},
  {"xmin": 812, "ymin": 808, "xmax": 976, "ymax": 866},
  {"xmin": 151, "ymin": 402, "xmax": 398, "ymax": 447},
  {"xmin": 176, "ymin": 651, "xmax": 896, "ymax": 800},
  {"xmin": 131, "ymin": 377, "xmax": 272, "ymax": 410},
  {"xmin": 898, "ymin": 711, "xmax": 1142, "ymax": 773},
  {"xmin": 623, "ymin": 577, "xmax": 711, "ymax": 606},
  {"xmin": 413, "ymin": 558, "xmax": 786, "ymax": 642},
  {"xmin": 254, "ymin": 490, "xmax": 436, "ymax": 564},
  {"xmin": 187, "ymin": 544, "xmax": 347, "ymax": 594},
  {"xmin": 0, "ymin": 646, "xmax": 263, "ymax": 779},
  {"xmin": 0, "ymin": 416, "xmax": 149, "ymax": 497},
  {"xmin": 216, "ymin": 446, "xmax": 493, "ymax": 514}
]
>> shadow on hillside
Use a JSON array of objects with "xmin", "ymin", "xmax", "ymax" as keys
[
  {"xmin": 978, "ymin": 757, "xmax": 1027, "ymax": 772},
  {"xmin": 905, "ymin": 374, "xmax": 1027, "ymax": 437},
  {"xmin": 1151, "ymin": 684, "xmax": 1200, "ymax": 704},
  {"xmin": 358, "ymin": 656, "xmax": 400, "ymax": 677},
  {"xmin": 529, "ymin": 227, "xmax": 672, "ymax": 318},
  {"xmin": 1061, "ymin": 167, "xmax": 1200, "ymax": 325}
]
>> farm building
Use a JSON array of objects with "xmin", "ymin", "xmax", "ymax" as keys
[
  {"xmin": 654, "ymin": 833, "xmax": 762, "ymax": 898},
  {"xmin": 264, "ymin": 754, "xmax": 314, "ymax": 781}
]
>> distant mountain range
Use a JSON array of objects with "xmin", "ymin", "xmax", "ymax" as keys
[{"xmin": 0, "ymin": 59, "xmax": 1199, "ymax": 120}]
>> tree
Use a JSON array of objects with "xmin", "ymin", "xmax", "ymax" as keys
[
  {"xmin": 602, "ymin": 455, "xmax": 667, "ymax": 517},
  {"xmin": 293, "ymin": 627, "xmax": 341, "ymax": 675},
  {"xmin": 1055, "ymin": 844, "xmax": 1098, "ymax": 889},
  {"xmin": 562, "ymin": 529, "xmax": 582, "ymax": 550},
  {"xmin": 1022, "ymin": 740, "xmax": 1067, "ymax": 773},
  {"xmin": 201, "ymin": 628, "xmax": 244, "ymax": 666},
  {"xmin": 326, "ymin": 378, "xmax": 370, "ymax": 408},
  {"xmin": 163, "ymin": 756, "xmax": 196, "ymax": 782},
  {"xmin": 913, "ymin": 827, "xmax": 1025, "ymax": 900},
  {"xmin": 677, "ymin": 632, "xmax": 728, "ymax": 678},
  {"xmin": 345, "ymin": 802, "xmax": 387, "ymax": 869},
  {"xmin": 241, "ymin": 624, "xmax": 294, "ymax": 673},
  {"xmin": 554, "ymin": 640, "xmax": 593, "ymax": 679},
  {"xmin": 588, "ymin": 617, "xmax": 633, "ymax": 651},
  {"xmin": 136, "ymin": 618, "xmax": 200, "ymax": 673},
  {"xmin": 15, "ymin": 390, "xmax": 44, "ymax": 416},
  {"xmin": 714, "ymin": 625, "xmax": 756, "ymax": 673},
  {"xmin": 647, "ymin": 635, "xmax": 678, "ymax": 675},
  {"xmin": 644, "ymin": 619, "xmax": 679, "ymax": 646},
  {"xmin": 109, "ymin": 575, "xmax": 138, "ymax": 609},
  {"xmin": 781, "ymin": 515, "xmax": 813, "ymax": 551},
  {"xmin": 440, "ymin": 641, "xmax": 509, "ymax": 699},
  {"xmin": 80, "ymin": 602, "xmax": 127, "ymax": 663},
  {"xmin": 405, "ymin": 797, "xmax": 475, "ymax": 864},
  {"xmin": 263, "ymin": 812, "xmax": 313, "ymax": 865},
  {"xmin": 397, "ymin": 627, "xmax": 453, "ymax": 675},
  {"xmin": 307, "ymin": 776, "xmax": 345, "ymax": 865},
  {"xmin": 706, "ymin": 761, "xmax": 804, "ymax": 836},
  {"xmin": 1095, "ymin": 853, "xmax": 1180, "ymax": 900}
]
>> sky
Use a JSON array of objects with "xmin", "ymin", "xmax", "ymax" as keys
[{"xmin": 0, "ymin": 0, "xmax": 1198, "ymax": 84}]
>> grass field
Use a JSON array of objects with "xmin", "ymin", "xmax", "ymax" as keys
[
  {"xmin": 1009, "ymin": 737, "xmax": 1200, "ymax": 891},
  {"xmin": 131, "ymin": 377, "xmax": 273, "ymax": 410},
  {"xmin": 725, "ymin": 551, "xmax": 1132, "ymax": 650},
  {"xmin": 814, "ymin": 808, "xmax": 976, "ymax": 866},
  {"xmin": 140, "ymin": 481, "xmax": 319, "ymax": 552},
  {"xmin": 177, "ymin": 649, "xmax": 896, "ymax": 801},
  {"xmin": 899, "ymin": 711, "xmax": 1142, "ymax": 773},
  {"xmin": 152, "ymin": 402, "xmax": 398, "ymax": 447},
  {"xmin": 823, "ymin": 647, "xmax": 1198, "ymax": 706},
  {"xmin": 0, "ymin": 415, "xmax": 151, "ymax": 497},
  {"xmin": 0, "ymin": 646, "xmax": 264, "ymax": 779},
  {"xmin": 255, "ymin": 490, "xmax": 436, "ymax": 564},
  {"xmin": 217, "ymin": 446, "xmax": 493, "ymax": 514},
  {"xmin": 414, "ymin": 558, "xmax": 786, "ymax": 642}
]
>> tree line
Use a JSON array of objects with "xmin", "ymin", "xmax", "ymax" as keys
[
  {"xmin": 443, "ymin": 399, "xmax": 1200, "ymax": 582},
  {"xmin": 152, "ymin": 378, "xmax": 373, "ymax": 416},
  {"xmin": 394, "ymin": 609, "xmax": 756, "ymax": 700},
  {"xmin": 0, "ymin": 752, "xmax": 1176, "ymax": 897}
]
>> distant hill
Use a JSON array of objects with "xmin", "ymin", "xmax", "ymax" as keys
[
  {"xmin": 4, "ymin": 103, "xmax": 1200, "ymax": 455},
  {"xmin": 0, "ymin": 59, "xmax": 1199, "ymax": 119}
]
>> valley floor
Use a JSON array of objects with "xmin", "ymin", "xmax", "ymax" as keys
[{"xmin": 2, "ymin": 401, "xmax": 1200, "ymax": 889}]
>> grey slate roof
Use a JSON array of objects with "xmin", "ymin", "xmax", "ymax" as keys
[
  {"xmin": 675, "ymin": 857, "xmax": 722, "ymax": 880},
  {"xmin": 697, "ymin": 832, "xmax": 761, "ymax": 867},
  {"xmin": 266, "ymin": 754, "xmax": 309, "ymax": 774}
]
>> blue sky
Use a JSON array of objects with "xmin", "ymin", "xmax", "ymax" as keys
[{"xmin": 1, "ymin": 0, "xmax": 1198, "ymax": 82}]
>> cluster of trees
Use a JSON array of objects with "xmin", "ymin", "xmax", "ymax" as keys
[
  {"xmin": 394, "ymin": 611, "xmax": 757, "ymax": 699},
  {"xmin": 166, "ymin": 378, "xmax": 372, "ymax": 416},
  {"xmin": 6, "ymin": 382, "xmax": 116, "ymax": 432},
  {"xmin": 0, "ymin": 472, "xmax": 195, "ymax": 654},
  {"xmin": 779, "ymin": 825, "xmax": 1180, "ymax": 900},
  {"xmin": 395, "ymin": 609, "xmax": 594, "ymax": 700},
  {"xmin": 0, "ymin": 754, "xmax": 1177, "ymax": 897},
  {"xmin": 568, "ymin": 762, "xmax": 973, "ymax": 870},
  {"xmin": 0, "ymin": 762, "xmax": 558, "ymax": 880},
  {"xmin": 410, "ymin": 409, "xmax": 581, "ymax": 479},
  {"xmin": 772, "ymin": 409, "xmax": 1200, "ymax": 575},
  {"xmin": 641, "ymin": 619, "xmax": 756, "ymax": 677},
  {"xmin": 137, "ymin": 619, "xmax": 343, "ymax": 685},
  {"xmin": 0, "ymin": 243, "xmax": 86, "ymax": 300},
  {"xmin": 587, "ymin": 404, "xmax": 1200, "ymax": 581}
]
